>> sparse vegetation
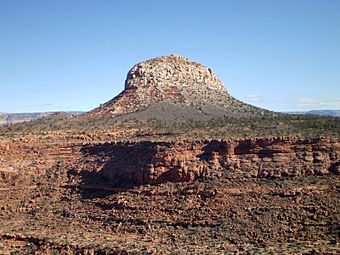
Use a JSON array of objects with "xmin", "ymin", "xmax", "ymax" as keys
[{"xmin": 1, "ymin": 112, "xmax": 339, "ymax": 140}]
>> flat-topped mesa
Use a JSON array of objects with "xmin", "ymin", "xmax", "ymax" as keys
[
  {"xmin": 125, "ymin": 54, "xmax": 226, "ymax": 92},
  {"xmin": 86, "ymin": 55, "xmax": 269, "ymax": 119}
]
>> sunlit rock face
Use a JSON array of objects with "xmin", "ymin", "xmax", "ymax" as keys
[
  {"xmin": 125, "ymin": 54, "xmax": 226, "ymax": 92},
  {"xmin": 86, "ymin": 55, "xmax": 268, "ymax": 119}
]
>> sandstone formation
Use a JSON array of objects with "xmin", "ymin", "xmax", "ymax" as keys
[
  {"xmin": 1, "ymin": 133, "xmax": 339, "ymax": 187},
  {"xmin": 77, "ymin": 137, "xmax": 340, "ymax": 186},
  {"xmin": 86, "ymin": 55, "xmax": 269, "ymax": 120}
]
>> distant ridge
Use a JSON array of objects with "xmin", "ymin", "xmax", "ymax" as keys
[
  {"xmin": 0, "ymin": 112, "xmax": 83, "ymax": 126},
  {"xmin": 286, "ymin": 110, "xmax": 340, "ymax": 117}
]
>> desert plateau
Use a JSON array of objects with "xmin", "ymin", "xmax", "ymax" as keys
[{"xmin": 0, "ymin": 55, "xmax": 339, "ymax": 254}]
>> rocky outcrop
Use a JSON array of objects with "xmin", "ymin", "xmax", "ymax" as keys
[
  {"xmin": 1, "ymin": 134, "xmax": 338, "ymax": 187},
  {"xmin": 85, "ymin": 55, "xmax": 269, "ymax": 120},
  {"xmin": 0, "ymin": 139, "xmax": 81, "ymax": 184},
  {"xmin": 78, "ymin": 137, "xmax": 340, "ymax": 186},
  {"xmin": 124, "ymin": 55, "xmax": 225, "ymax": 91}
]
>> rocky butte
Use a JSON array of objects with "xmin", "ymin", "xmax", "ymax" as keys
[
  {"xmin": 0, "ymin": 55, "xmax": 339, "ymax": 254},
  {"xmin": 85, "ymin": 54, "xmax": 270, "ymax": 121}
]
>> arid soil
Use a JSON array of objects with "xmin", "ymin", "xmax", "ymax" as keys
[{"xmin": 0, "ymin": 132, "xmax": 339, "ymax": 254}]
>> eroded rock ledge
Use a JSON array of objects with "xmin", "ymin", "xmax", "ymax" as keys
[{"xmin": 79, "ymin": 137, "xmax": 340, "ymax": 186}]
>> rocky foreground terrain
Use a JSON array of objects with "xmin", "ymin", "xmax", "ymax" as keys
[
  {"xmin": 0, "ymin": 132, "xmax": 339, "ymax": 254},
  {"xmin": 0, "ymin": 55, "xmax": 339, "ymax": 254}
]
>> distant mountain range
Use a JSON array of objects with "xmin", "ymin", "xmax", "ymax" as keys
[
  {"xmin": 0, "ymin": 112, "xmax": 83, "ymax": 126},
  {"xmin": 287, "ymin": 110, "xmax": 340, "ymax": 117}
]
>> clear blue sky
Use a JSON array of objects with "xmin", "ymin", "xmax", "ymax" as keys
[{"xmin": 0, "ymin": 0, "xmax": 339, "ymax": 113}]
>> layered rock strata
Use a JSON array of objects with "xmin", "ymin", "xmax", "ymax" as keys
[
  {"xmin": 79, "ymin": 137, "xmax": 340, "ymax": 186},
  {"xmin": 86, "ymin": 55, "xmax": 268, "ymax": 119},
  {"xmin": 1, "ymin": 135, "xmax": 338, "ymax": 186}
]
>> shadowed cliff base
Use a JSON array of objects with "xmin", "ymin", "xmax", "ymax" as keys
[{"xmin": 70, "ymin": 137, "xmax": 340, "ymax": 194}]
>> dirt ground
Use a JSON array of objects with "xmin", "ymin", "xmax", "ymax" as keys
[{"xmin": 0, "ymin": 159, "xmax": 339, "ymax": 254}]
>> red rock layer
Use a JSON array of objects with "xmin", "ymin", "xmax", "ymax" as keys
[
  {"xmin": 1, "ymin": 136, "xmax": 339, "ymax": 186},
  {"xmin": 78, "ymin": 137, "xmax": 340, "ymax": 186}
]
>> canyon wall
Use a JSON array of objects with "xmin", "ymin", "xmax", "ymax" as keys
[
  {"xmin": 1, "ymin": 136, "xmax": 339, "ymax": 186},
  {"xmin": 79, "ymin": 137, "xmax": 340, "ymax": 186}
]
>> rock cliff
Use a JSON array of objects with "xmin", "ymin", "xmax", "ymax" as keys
[
  {"xmin": 1, "ymin": 135, "xmax": 338, "ymax": 186},
  {"xmin": 77, "ymin": 137, "xmax": 340, "ymax": 186}
]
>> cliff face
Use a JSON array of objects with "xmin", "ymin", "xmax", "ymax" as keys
[
  {"xmin": 1, "ymin": 136, "xmax": 338, "ymax": 186},
  {"xmin": 78, "ymin": 137, "xmax": 340, "ymax": 186}
]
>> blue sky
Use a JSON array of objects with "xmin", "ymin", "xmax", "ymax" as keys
[{"xmin": 0, "ymin": 0, "xmax": 339, "ymax": 113}]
